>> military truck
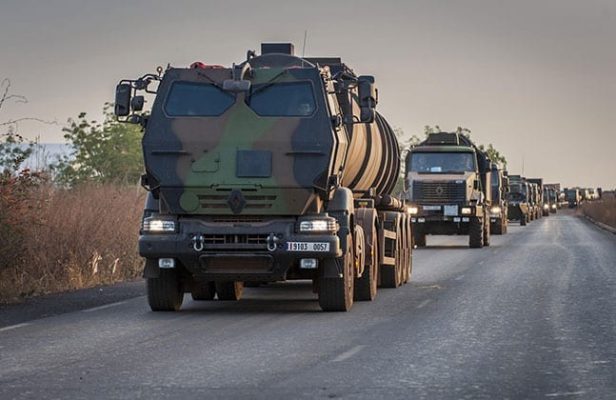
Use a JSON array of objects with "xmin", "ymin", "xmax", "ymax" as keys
[
  {"xmin": 506, "ymin": 175, "xmax": 530, "ymax": 225},
  {"xmin": 527, "ymin": 178, "xmax": 546, "ymax": 217},
  {"xmin": 543, "ymin": 185, "xmax": 558, "ymax": 214},
  {"xmin": 528, "ymin": 182, "xmax": 540, "ymax": 220},
  {"xmin": 489, "ymin": 164, "xmax": 509, "ymax": 234},
  {"xmin": 565, "ymin": 188, "xmax": 581, "ymax": 208},
  {"xmin": 544, "ymin": 183, "xmax": 561, "ymax": 210},
  {"xmin": 114, "ymin": 43, "xmax": 413, "ymax": 312},
  {"xmin": 405, "ymin": 132, "xmax": 492, "ymax": 248}
]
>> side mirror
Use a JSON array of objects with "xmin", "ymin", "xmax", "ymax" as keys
[
  {"xmin": 358, "ymin": 75, "xmax": 377, "ymax": 123},
  {"xmin": 115, "ymin": 83, "xmax": 132, "ymax": 117},
  {"xmin": 131, "ymin": 95, "xmax": 145, "ymax": 112},
  {"xmin": 473, "ymin": 180, "xmax": 480, "ymax": 190},
  {"xmin": 358, "ymin": 76, "xmax": 377, "ymax": 108}
]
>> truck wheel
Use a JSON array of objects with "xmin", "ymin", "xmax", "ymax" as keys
[
  {"xmin": 147, "ymin": 268, "xmax": 183, "ymax": 311},
  {"xmin": 521, "ymin": 214, "xmax": 527, "ymax": 226},
  {"xmin": 483, "ymin": 218, "xmax": 491, "ymax": 247},
  {"xmin": 191, "ymin": 281, "xmax": 216, "ymax": 301},
  {"xmin": 491, "ymin": 220, "xmax": 502, "ymax": 235},
  {"xmin": 215, "ymin": 281, "xmax": 244, "ymax": 301},
  {"xmin": 355, "ymin": 225, "xmax": 377, "ymax": 301},
  {"xmin": 319, "ymin": 241, "xmax": 354, "ymax": 311},
  {"xmin": 502, "ymin": 219, "xmax": 508, "ymax": 234},
  {"xmin": 469, "ymin": 217, "xmax": 484, "ymax": 248}
]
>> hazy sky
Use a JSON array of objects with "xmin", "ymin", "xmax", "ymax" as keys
[{"xmin": 0, "ymin": 0, "xmax": 614, "ymax": 188}]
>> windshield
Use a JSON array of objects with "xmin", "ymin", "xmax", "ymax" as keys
[
  {"xmin": 247, "ymin": 81, "xmax": 316, "ymax": 117},
  {"xmin": 409, "ymin": 152, "xmax": 476, "ymax": 173},
  {"xmin": 507, "ymin": 192, "xmax": 526, "ymax": 201},
  {"xmin": 491, "ymin": 172, "xmax": 499, "ymax": 186},
  {"xmin": 165, "ymin": 82, "xmax": 235, "ymax": 116}
]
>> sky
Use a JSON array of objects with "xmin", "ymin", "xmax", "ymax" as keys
[{"xmin": 0, "ymin": 0, "xmax": 614, "ymax": 189}]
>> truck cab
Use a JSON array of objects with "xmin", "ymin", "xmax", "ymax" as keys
[
  {"xmin": 405, "ymin": 132, "xmax": 491, "ymax": 248},
  {"xmin": 506, "ymin": 175, "xmax": 530, "ymax": 225},
  {"xmin": 489, "ymin": 165, "xmax": 509, "ymax": 235}
]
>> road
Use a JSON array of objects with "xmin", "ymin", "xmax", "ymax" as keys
[{"xmin": 1, "ymin": 213, "xmax": 615, "ymax": 399}]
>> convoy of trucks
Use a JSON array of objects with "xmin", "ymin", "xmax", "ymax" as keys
[
  {"xmin": 115, "ymin": 43, "xmax": 413, "ymax": 312},
  {"xmin": 113, "ymin": 42, "xmax": 581, "ymax": 312}
]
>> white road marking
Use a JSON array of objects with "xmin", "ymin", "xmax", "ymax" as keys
[
  {"xmin": 332, "ymin": 345, "xmax": 366, "ymax": 362},
  {"xmin": 416, "ymin": 299, "xmax": 432, "ymax": 309},
  {"xmin": 82, "ymin": 301, "xmax": 127, "ymax": 313},
  {"xmin": 479, "ymin": 260, "xmax": 485, "ymax": 265},
  {"xmin": 454, "ymin": 275, "xmax": 465, "ymax": 281},
  {"xmin": 0, "ymin": 322, "xmax": 31, "ymax": 333},
  {"xmin": 545, "ymin": 391, "xmax": 586, "ymax": 397}
]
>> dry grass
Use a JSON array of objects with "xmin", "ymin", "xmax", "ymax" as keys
[
  {"xmin": 581, "ymin": 196, "xmax": 616, "ymax": 229},
  {"xmin": 0, "ymin": 184, "xmax": 145, "ymax": 303}
]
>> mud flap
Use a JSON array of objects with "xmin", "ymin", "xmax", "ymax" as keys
[
  {"xmin": 143, "ymin": 259, "xmax": 160, "ymax": 278},
  {"xmin": 321, "ymin": 257, "xmax": 344, "ymax": 279}
]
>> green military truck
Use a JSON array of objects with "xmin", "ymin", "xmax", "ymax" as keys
[
  {"xmin": 114, "ymin": 43, "xmax": 412, "ymax": 312},
  {"xmin": 405, "ymin": 132, "xmax": 492, "ymax": 248},
  {"xmin": 489, "ymin": 164, "xmax": 509, "ymax": 235},
  {"xmin": 543, "ymin": 184, "xmax": 558, "ymax": 214},
  {"xmin": 506, "ymin": 175, "xmax": 530, "ymax": 225}
]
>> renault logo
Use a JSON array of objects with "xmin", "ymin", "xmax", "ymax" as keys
[{"xmin": 435, "ymin": 186, "xmax": 444, "ymax": 195}]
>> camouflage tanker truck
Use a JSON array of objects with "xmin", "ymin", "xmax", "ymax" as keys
[
  {"xmin": 489, "ymin": 164, "xmax": 509, "ymax": 235},
  {"xmin": 114, "ymin": 43, "xmax": 412, "ymax": 312},
  {"xmin": 506, "ymin": 175, "xmax": 530, "ymax": 225},
  {"xmin": 405, "ymin": 132, "xmax": 492, "ymax": 248}
]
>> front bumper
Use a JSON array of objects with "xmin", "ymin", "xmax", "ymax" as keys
[
  {"xmin": 409, "ymin": 204, "xmax": 483, "ymax": 235},
  {"xmin": 139, "ymin": 218, "xmax": 341, "ymax": 281}
]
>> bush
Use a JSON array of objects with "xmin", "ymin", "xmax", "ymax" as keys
[{"xmin": 0, "ymin": 184, "xmax": 145, "ymax": 303}]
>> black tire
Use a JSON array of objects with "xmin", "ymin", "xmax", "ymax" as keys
[
  {"xmin": 319, "ymin": 237, "xmax": 354, "ymax": 312},
  {"xmin": 469, "ymin": 217, "xmax": 484, "ymax": 248},
  {"xmin": 491, "ymin": 220, "xmax": 503, "ymax": 235},
  {"xmin": 147, "ymin": 269, "xmax": 183, "ymax": 311},
  {"xmin": 483, "ymin": 218, "xmax": 491, "ymax": 247},
  {"xmin": 215, "ymin": 281, "xmax": 244, "ymax": 301},
  {"xmin": 355, "ymin": 225, "xmax": 377, "ymax": 301},
  {"xmin": 190, "ymin": 281, "xmax": 216, "ymax": 301}
]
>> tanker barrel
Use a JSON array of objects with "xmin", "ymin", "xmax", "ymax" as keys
[{"xmin": 342, "ymin": 112, "xmax": 401, "ymax": 198}]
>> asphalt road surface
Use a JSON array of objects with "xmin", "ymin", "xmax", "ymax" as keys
[{"xmin": 1, "ymin": 213, "xmax": 615, "ymax": 399}]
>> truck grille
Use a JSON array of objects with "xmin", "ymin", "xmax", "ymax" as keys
[
  {"xmin": 413, "ymin": 182, "xmax": 466, "ymax": 204},
  {"xmin": 198, "ymin": 193, "xmax": 276, "ymax": 211},
  {"xmin": 203, "ymin": 234, "xmax": 269, "ymax": 245}
]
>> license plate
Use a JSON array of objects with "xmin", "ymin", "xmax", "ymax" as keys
[
  {"xmin": 286, "ymin": 242, "xmax": 330, "ymax": 252},
  {"xmin": 423, "ymin": 205, "xmax": 441, "ymax": 211},
  {"xmin": 444, "ymin": 205, "xmax": 458, "ymax": 216}
]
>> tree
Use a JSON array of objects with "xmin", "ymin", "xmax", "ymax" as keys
[{"xmin": 53, "ymin": 104, "xmax": 143, "ymax": 186}]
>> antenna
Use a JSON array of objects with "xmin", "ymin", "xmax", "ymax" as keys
[
  {"xmin": 302, "ymin": 30, "xmax": 308, "ymax": 57},
  {"xmin": 521, "ymin": 155, "xmax": 525, "ymax": 175}
]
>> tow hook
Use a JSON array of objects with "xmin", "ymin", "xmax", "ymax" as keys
[
  {"xmin": 266, "ymin": 233, "xmax": 279, "ymax": 252},
  {"xmin": 192, "ymin": 234, "xmax": 205, "ymax": 252}
]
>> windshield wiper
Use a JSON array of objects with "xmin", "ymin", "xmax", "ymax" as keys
[{"xmin": 247, "ymin": 70, "xmax": 289, "ymax": 100}]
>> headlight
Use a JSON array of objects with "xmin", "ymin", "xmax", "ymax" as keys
[
  {"xmin": 543, "ymin": 204, "xmax": 549, "ymax": 209},
  {"xmin": 408, "ymin": 206, "xmax": 419, "ymax": 215},
  {"xmin": 552, "ymin": 204, "xmax": 557, "ymax": 209},
  {"xmin": 142, "ymin": 217, "xmax": 176, "ymax": 233},
  {"xmin": 461, "ymin": 207, "xmax": 472, "ymax": 215},
  {"xmin": 299, "ymin": 219, "xmax": 337, "ymax": 233},
  {"xmin": 490, "ymin": 206, "xmax": 501, "ymax": 214}
]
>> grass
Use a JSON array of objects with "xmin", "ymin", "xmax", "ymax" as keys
[{"xmin": 0, "ymin": 184, "xmax": 145, "ymax": 304}]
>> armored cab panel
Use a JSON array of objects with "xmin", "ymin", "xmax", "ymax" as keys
[{"xmin": 142, "ymin": 59, "xmax": 335, "ymax": 216}]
